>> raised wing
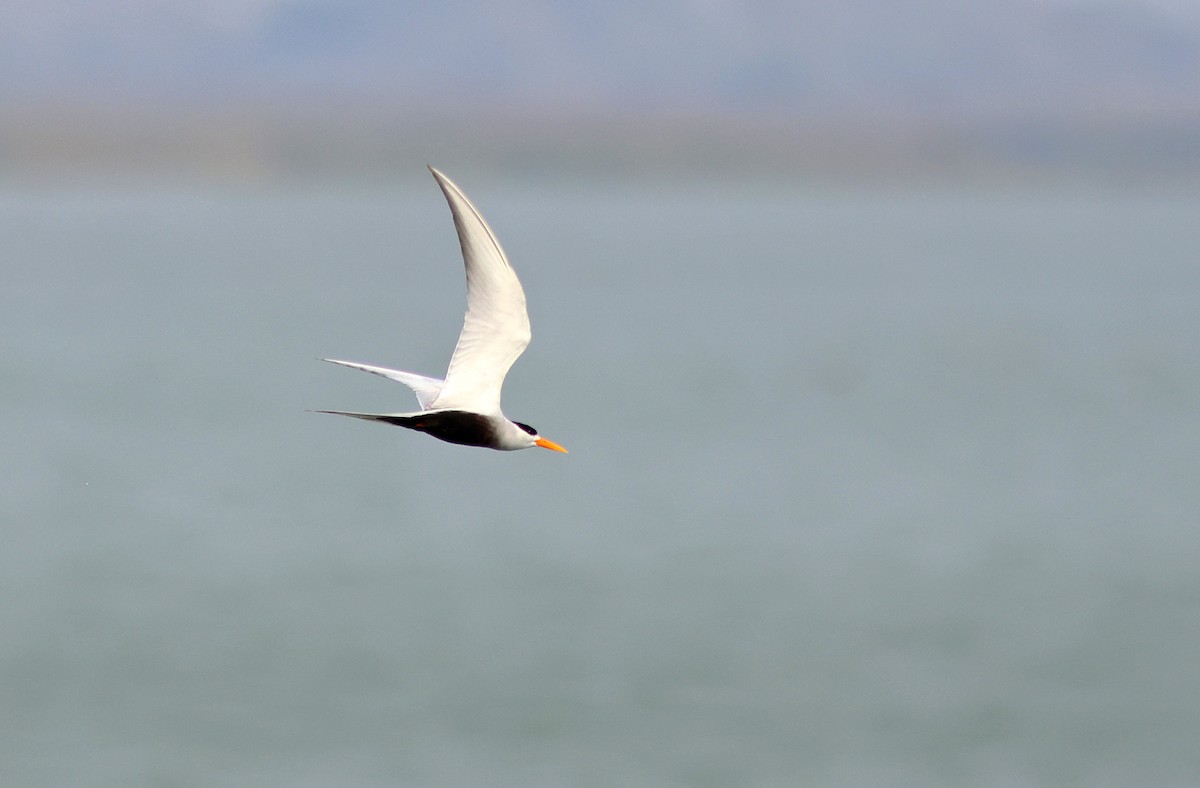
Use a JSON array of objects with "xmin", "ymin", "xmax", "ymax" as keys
[{"xmin": 426, "ymin": 167, "xmax": 531, "ymax": 414}]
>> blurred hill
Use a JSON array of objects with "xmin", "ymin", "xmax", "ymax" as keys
[{"xmin": 3, "ymin": 0, "xmax": 1199, "ymax": 180}]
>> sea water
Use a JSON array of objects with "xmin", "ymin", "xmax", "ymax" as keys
[{"xmin": 2, "ymin": 177, "xmax": 1198, "ymax": 786}]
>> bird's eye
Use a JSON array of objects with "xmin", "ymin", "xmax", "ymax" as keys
[{"xmin": 514, "ymin": 422, "xmax": 537, "ymax": 435}]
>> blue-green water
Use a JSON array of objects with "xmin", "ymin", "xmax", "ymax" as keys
[{"xmin": 3, "ymin": 178, "xmax": 1199, "ymax": 786}]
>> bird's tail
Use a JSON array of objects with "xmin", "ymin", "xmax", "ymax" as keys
[{"xmin": 310, "ymin": 410, "xmax": 414, "ymax": 426}]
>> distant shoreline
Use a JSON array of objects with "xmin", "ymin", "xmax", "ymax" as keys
[{"xmin": 3, "ymin": 101, "xmax": 1199, "ymax": 185}]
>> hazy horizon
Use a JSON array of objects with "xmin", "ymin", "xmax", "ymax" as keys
[{"xmin": 3, "ymin": 0, "xmax": 1200, "ymax": 183}]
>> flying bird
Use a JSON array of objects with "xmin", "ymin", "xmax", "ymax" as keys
[{"xmin": 315, "ymin": 167, "xmax": 567, "ymax": 454}]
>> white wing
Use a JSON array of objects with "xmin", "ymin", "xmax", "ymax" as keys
[
  {"xmin": 320, "ymin": 358, "xmax": 444, "ymax": 410},
  {"xmin": 426, "ymin": 167, "xmax": 531, "ymax": 414}
]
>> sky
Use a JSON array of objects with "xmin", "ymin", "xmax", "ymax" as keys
[{"xmin": 3, "ymin": 0, "xmax": 1198, "ymax": 113}]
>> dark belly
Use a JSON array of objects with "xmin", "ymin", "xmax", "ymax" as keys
[{"xmin": 374, "ymin": 411, "xmax": 499, "ymax": 448}]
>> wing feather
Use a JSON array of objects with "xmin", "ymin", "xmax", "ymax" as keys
[{"xmin": 320, "ymin": 358, "xmax": 444, "ymax": 410}]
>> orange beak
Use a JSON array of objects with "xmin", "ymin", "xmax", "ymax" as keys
[{"xmin": 535, "ymin": 437, "xmax": 569, "ymax": 453}]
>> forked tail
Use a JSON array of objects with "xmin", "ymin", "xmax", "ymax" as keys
[{"xmin": 310, "ymin": 410, "xmax": 414, "ymax": 426}]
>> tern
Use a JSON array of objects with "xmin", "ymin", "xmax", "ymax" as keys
[{"xmin": 315, "ymin": 167, "xmax": 567, "ymax": 453}]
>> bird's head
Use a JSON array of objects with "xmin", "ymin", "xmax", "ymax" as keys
[{"xmin": 514, "ymin": 421, "xmax": 568, "ymax": 453}]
